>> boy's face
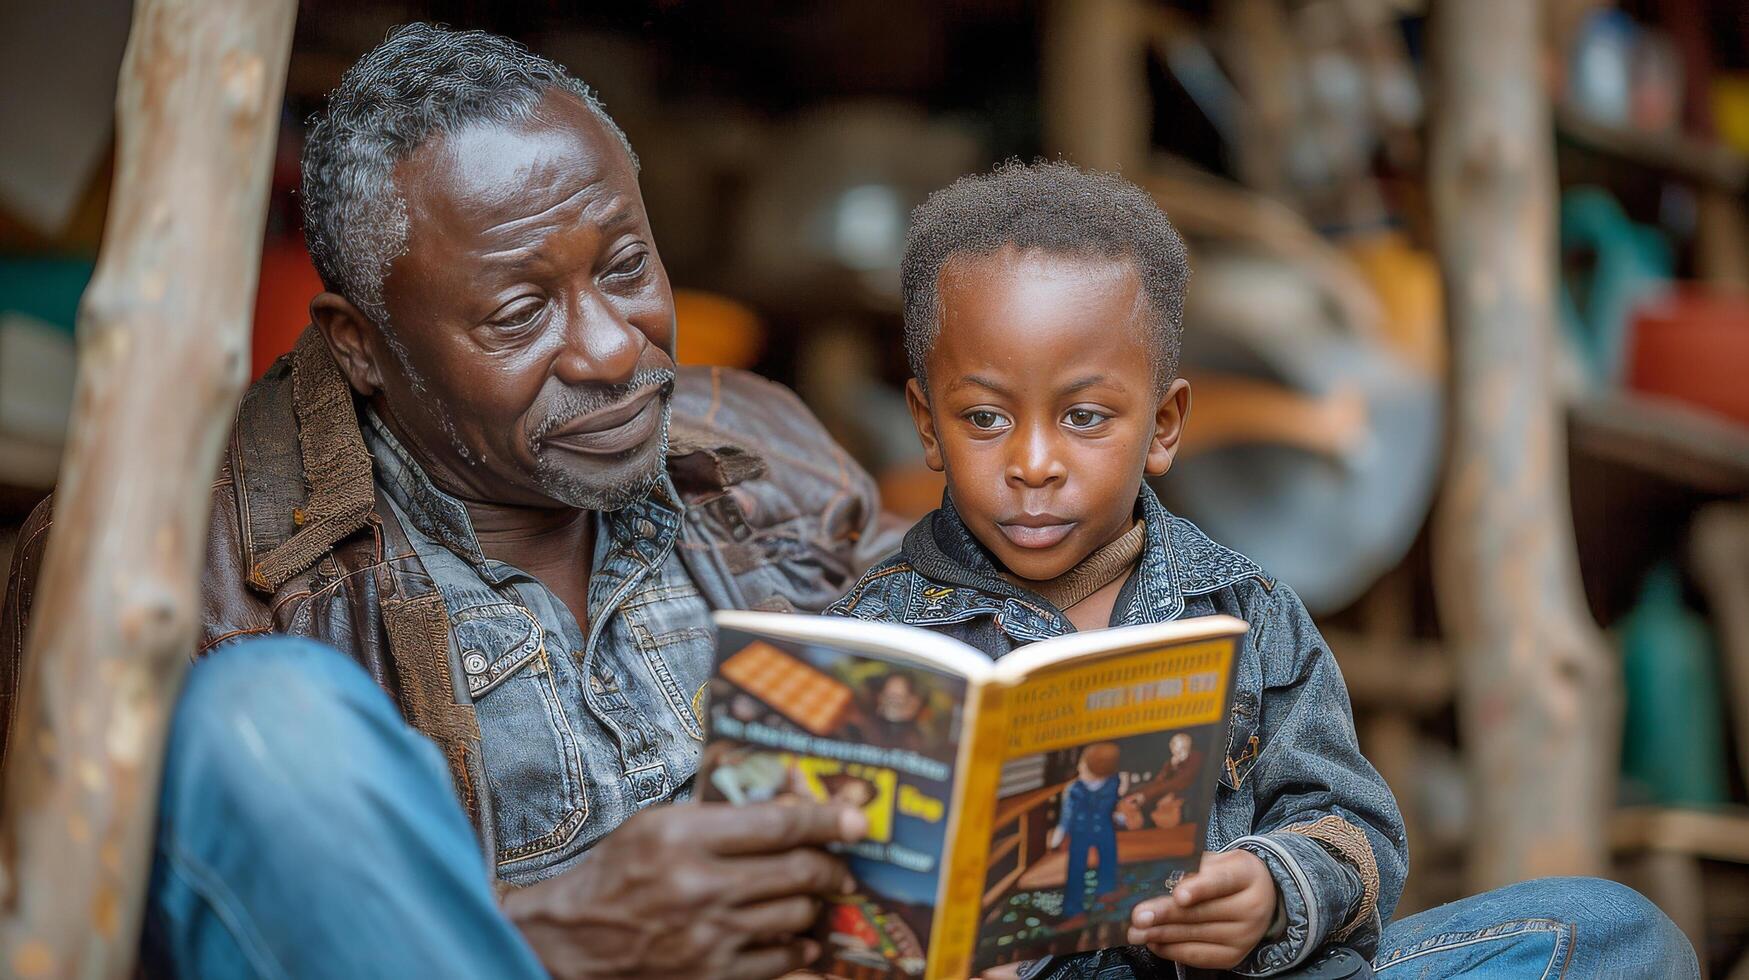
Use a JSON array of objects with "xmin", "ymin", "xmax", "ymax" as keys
[{"xmin": 907, "ymin": 248, "xmax": 1190, "ymax": 583}]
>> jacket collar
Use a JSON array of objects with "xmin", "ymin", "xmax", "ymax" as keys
[
  {"xmin": 896, "ymin": 488, "xmax": 1266, "ymax": 639},
  {"xmin": 234, "ymin": 326, "xmax": 766, "ymax": 594}
]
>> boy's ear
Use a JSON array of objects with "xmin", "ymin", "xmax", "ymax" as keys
[
  {"xmin": 311, "ymin": 291, "xmax": 385, "ymax": 397},
  {"xmin": 1144, "ymin": 378, "xmax": 1192, "ymax": 478},
  {"xmin": 904, "ymin": 378, "xmax": 946, "ymax": 472}
]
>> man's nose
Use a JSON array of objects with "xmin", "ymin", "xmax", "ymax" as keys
[
  {"xmin": 551, "ymin": 290, "xmax": 647, "ymax": 386},
  {"xmin": 1005, "ymin": 421, "xmax": 1066, "ymax": 489}
]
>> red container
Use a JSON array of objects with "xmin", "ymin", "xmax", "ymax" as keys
[{"xmin": 1626, "ymin": 288, "xmax": 1749, "ymax": 428}]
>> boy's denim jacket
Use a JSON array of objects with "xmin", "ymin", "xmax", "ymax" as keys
[{"xmin": 827, "ymin": 490, "xmax": 1408, "ymax": 977}]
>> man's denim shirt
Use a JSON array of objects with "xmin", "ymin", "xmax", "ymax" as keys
[
  {"xmin": 364, "ymin": 411, "xmax": 711, "ymax": 886},
  {"xmin": 828, "ymin": 490, "xmax": 1409, "ymax": 978}
]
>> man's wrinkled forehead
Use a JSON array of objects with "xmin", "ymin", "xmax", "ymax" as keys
[{"xmin": 392, "ymin": 89, "xmax": 643, "ymax": 256}]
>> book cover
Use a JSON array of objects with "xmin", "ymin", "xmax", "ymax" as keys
[
  {"xmin": 966, "ymin": 638, "xmax": 1234, "ymax": 973},
  {"xmin": 698, "ymin": 613, "xmax": 1243, "ymax": 980}
]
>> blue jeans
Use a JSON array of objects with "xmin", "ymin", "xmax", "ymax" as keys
[
  {"xmin": 142, "ymin": 636, "xmax": 544, "ymax": 978},
  {"xmin": 1371, "ymin": 877, "xmax": 1698, "ymax": 978},
  {"xmin": 146, "ymin": 637, "xmax": 1697, "ymax": 979}
]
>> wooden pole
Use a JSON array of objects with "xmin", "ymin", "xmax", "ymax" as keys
[
  {"xmin": 1042, "ymin": 0, "xmax": 1150, "ymax": 172},
  {"xmin": 1428, "ymin": 0, "xmax": 1616, "ymax": 887},
  {"xmin": 0, "ymin": 0, "xmax": 295, "ymax": 974}
]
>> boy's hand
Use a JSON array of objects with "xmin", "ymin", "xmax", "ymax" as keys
[
  {"xmin": 1126, "ymin": 849, "xmax": 1277, "ymax": 969},
  {"xmin": 1047, "ymin": 826, "xmax": 1066, "ymax": 850}
]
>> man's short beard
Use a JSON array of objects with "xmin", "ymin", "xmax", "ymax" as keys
[
  {"xmin": 533, "ymin": 401, "xmax": 671, "ymax": 511},
  {"xmin": 380, "ymin": 314, "xmax": 675, "ymax": 509}
]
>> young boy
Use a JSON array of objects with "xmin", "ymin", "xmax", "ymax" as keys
[
  {"xmin": 1052, "ymin": 742, "xmax": 1129, "ymax": 923},
  {"xmin": 827, "ymin": 161, "xmax": 1696, "ymax": 979}
]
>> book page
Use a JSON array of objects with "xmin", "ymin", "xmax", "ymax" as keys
[
  {"xmin": 699, "ymin": 628, "xmax": 969, "ymax": 979},
  {"xmin": 969, "ymin": 635, "xmax": 1239, "ymax": 973}
]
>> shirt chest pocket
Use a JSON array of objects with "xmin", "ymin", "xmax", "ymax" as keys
[
  {"xmin": 452, "ymin": 605, "xmax": 592, "ymax": 870},
  {"xmin": 621, "ymin": 582, "xmax": 716, "ymax": 742}
]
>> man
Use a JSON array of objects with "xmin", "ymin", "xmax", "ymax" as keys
[
  {"xmin": 2, "ymin": 23, "xmax": 899, "ymax": 978},
  {"xmin": 1124, "ymin": 732, "xmax": 1203, "ymax": 828}
]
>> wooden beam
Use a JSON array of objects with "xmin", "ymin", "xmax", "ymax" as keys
[
  {"xmin": 1569, "ymin": 394, "xmax": 1749, "ymax": 497},
  {"xmin": 0, "ymin": 0, "xmax": 295, "ymax": 974},
  {"xmin": 1042, "ymin": 0, "xmax": 1149, "ymax": 171},
  {"xmin": 1428, "ymin": 0, "xmax": 1617, "ymax": 888},
  {"xmin": 1611, "ymin": 807, "xmax": 1749, "ymax": 865}
]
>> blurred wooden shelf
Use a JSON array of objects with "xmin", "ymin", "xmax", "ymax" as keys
[
  {"xmin": 1569, "ymin": 393, "xmax": 1749, "ymax": 496},
  {"xmin": 1612, "ymin": 806, "xmax": 1749, "ymax": 864},
  {"xmin": 1569, "ymin": 393, "xmax": 1749, "ymax": 625},
  {"xmin": 1556, "ymin": 107, "xmax": 1749, "ymax": 193}
]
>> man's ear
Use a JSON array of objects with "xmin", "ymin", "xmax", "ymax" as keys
[
  {"xmin": 1144, "ymin": 377, "xmax": 1192, "ymax": 478},
  {"xmin": 310, "ymin": 292, "xmax": 385, "ymax": 397},
  {"xmin": 904, "ymin": 378, "xmax": 946, "ymax": 472}
]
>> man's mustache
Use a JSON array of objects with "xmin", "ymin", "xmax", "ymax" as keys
[{"xmin": 530, "ymin": 367, "xmax": 676, "ymax": 449}]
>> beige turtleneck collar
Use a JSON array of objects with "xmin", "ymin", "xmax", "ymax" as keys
[{"xmin": 1000, "ymin": 519, "xmax": 1146, "ymax": 612}]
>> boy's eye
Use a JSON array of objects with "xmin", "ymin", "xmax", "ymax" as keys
[
  {"xmin": 1064, "ymin": 408, "xmax": 1109, "ymax": 428},
  {"xmin": 966, "ymin": 410, "xmax": 1010, "ymax": 431}
]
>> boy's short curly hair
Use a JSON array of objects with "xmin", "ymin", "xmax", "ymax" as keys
[
  {"xmin": 1081, "ymin": 742, "xmax": 1123, "ymax": 779},
  {"xmin": 900, "ymin": 159, "xmax": 1189, "ymax": 393}
]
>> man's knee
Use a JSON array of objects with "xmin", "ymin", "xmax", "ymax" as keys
[
  {"xmin": 1494, "ymin": 877, "xmax": 1669, "ymax": 928},
  {"xmin": 1480, "ymin": 877, "xmax": 1695, "ymax": 974},
  {"xmin": 165, "ymin": 635, "xmax": 408, "ymax": 824}
]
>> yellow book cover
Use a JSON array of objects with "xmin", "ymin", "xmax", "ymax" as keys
[{"xmin": 699, "ymin": 611, "xmax": 1246, "ymax": 980}]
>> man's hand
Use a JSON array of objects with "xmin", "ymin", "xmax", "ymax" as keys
[
  {"xmin": 503, "ymin": 801, "xmax": 867, "ymax": 980},
  {"xmin": 1125, "ymin": 849, "xmax": 1277, "ymax": 969}
]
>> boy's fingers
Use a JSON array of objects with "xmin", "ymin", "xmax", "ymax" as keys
[
  {"xmin": 1144, "ymin": 941, "xmax": 1245, "ymax": 970},
  {"xmin": 1173, "ymin": 861, "xmax": 1249, "ymax": 906},
  {"xmin": 1133, "ymin": 875, "xmax": 1250, "ymax": 927},
  {"xmin": 1131, "ymin": 895, "xmax": 1177, "ymax": 926},
  {"xmin": 1126, "ymin": 920, "xmax": 1254, "ymax": 947},
  {"xmin": 1132, "ymin": 891, "xmax": 1256, "ymax": 927}
]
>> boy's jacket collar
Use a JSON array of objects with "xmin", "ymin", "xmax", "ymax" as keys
[{"xmin": 889, "ymin": 489, "xmax": 1268, "ymax": 639}]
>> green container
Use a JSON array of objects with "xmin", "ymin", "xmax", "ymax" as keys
[{"xmin": 1619, "ymin": 563, "xmax": 1729, "ymax": 806}]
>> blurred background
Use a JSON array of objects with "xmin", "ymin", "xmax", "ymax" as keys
[{"xmin": 3, "ymin": 0, "xmax": 1749, "ymax": 974}]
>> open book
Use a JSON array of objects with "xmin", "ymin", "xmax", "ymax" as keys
[{"xmin": 698, "ymin": 610, "xmax": 1247, "ymax": 979}]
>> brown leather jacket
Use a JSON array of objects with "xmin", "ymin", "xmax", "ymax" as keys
[{"xmin": 1, "ymin": 330, "xmax": 900, "ymax": 828}]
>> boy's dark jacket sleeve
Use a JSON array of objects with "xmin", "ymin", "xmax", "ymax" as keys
[{"xmin": 1218, "ymin": 582, "xmax": 1407, "ymax": 976}]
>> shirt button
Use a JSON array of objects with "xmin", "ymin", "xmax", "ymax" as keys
[
  {"xmin": 633, "ymin": 518, "xmax": 657, "ymax": 540},
  {"xmin": 463, "ymin": 653, "xmax": 488, "ymax": 675}
]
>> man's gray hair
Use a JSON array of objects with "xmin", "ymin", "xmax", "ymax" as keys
[{"xmin": 301, "ymin": 23, "xmax": 638, "ymax": 327}]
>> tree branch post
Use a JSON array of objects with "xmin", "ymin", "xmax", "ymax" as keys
[
  {"xmin": 1428, "ymin": 0, "xmax": 1618, "ymax": 888},
  {"xmin": 0, "ymin": 0, "xmax": 295, "ymax": 974}
]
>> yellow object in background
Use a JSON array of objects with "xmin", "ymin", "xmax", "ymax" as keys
[
  {"xmin": 1341, "ymin": 230, "xmax": 1446, "ymax": 381},
  {"xmin": 673, "ymin": 288, "xmax": 766, "ymax": 369},
  {"xmin": 1713, "ymin": 74, "xmax": 1749, "ymax": 156}
]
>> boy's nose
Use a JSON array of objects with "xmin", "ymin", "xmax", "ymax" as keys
[{"xmin": 1006, "ymin": 425, "xmax": 1067, "ymax": 488}]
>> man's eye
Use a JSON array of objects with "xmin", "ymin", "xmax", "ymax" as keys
[
  {"xmin": 491, "ymin": 299, "xmax": 546, "ymax": 332},
  {"xmin": 966, "ymin": 410, "xmax": 1008, "ymax": 431},
  {"xmin": 607, "ymin": 252, "xmax": 648, "ymax": 280},
  {"xmin": 1065, "ymin": 409, "xmax": 1109, "ymax": 428}
]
